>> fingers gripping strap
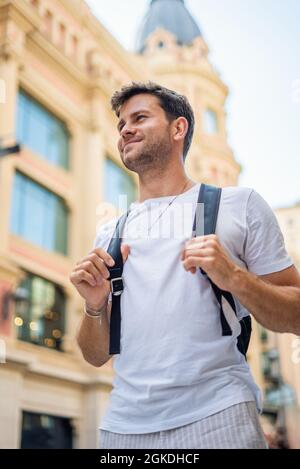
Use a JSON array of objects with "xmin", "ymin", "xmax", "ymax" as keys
[{"xmin": 194, "ymin": 184, "xmax": 233, "ymax": 337}]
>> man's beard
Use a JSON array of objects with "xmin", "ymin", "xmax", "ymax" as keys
[{"xmin": 120, "ymin": 134, "xmax": 172, "ymax": 174}]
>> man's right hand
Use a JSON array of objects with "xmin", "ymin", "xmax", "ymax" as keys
[{"xmin": 70, "ymin": 245, "xmax": 130, "ymax": 311}]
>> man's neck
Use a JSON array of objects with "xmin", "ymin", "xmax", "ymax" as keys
[{"xmin": 138, "ymin": 171, "xmax": 196, "ymax": 203}]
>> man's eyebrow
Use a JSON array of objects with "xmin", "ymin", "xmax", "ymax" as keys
[
  {"xmin": 131, "ymin": 109, "xmax": 151, "ymax": 116},
  {"xmin": 117, "ymin": 109, "xmax": 151, "ymax": 131}
]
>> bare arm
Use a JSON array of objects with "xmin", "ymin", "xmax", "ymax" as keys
[
  {"xmin": 76, "ymin": 301, "xmax": 112, "ymax": 367},
  {"xmin": 70, "ymin": 244, "xmax": 130, "ymax": 367},
  {"xmin": 230, "ymin": 265, "xmax": 300, "ymax": 335},
  {"xmin": 183, "ymin": 236, "xmax": 300, "ymax": 335}
]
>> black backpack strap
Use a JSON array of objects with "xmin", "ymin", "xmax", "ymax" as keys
[
  {"xmin": 197, "ymin": 183, "xmax": 222, "ymax": 236},
  {"xmin": 106, "ymin": 211, "xmax": 129, "ymax": 355},
  {"xmin": 193, "ymin": 184, "xmax": 232, "ymax": 337},
  {"xmin": 237, "ymin": 315, "xmax": 252, "ymax": 357},
  {"xmin": 193, "ymin": 184, "xmax": 251, "ymax": 356},
  {"xmin": 105, "ymin": 185, "xmax": 251, "ymax": 357}
]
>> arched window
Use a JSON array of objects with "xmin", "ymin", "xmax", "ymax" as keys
[
  {"xmin": 14, "ymin": 273, "xmax": 66, "ymax": 351},
  {"xmin": 11, "ymin": 171, "xmax": 69, "ymax": 255},
  {"xmin": 16, "ymin": 89, "xmax": 70, "ymax": 169},
  {"xmin": 71, "ymin": 35, "xmax": 78, "ymax": 59},
  {"xmin": 58, "ymin": 23, "xmax": 66, "ymax": 50},
  {"xmin": 204, "ymin": 109, "xmax": 218, "ymax": 134},
  {"xmin": 44, "ymin": 10, "xmax": 53, "ymax": 37}
]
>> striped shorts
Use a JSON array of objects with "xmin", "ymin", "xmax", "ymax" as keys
[{"xmin": 99, "ymin": 401, "xmax": 268, "ymax": 449}]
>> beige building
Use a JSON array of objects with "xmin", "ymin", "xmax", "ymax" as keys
[
  {"xmin": 274, "ymin": 205, "xmax": 300, "ymax": 448},
  {"xmin": 0, "ymin": 0, "xmax": 298, "ymax": 448},
  {"xmin": 276, "ymin": 204, "xmax": 300, "ymax": 267},
  {"xmin": 245, "ymin": 204, "xmax": 300, "ymax": 449}
]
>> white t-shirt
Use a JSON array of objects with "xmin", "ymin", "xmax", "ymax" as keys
[{"xmin": 93, "ymin": 184, "xmax": 293, "ymax": 434}]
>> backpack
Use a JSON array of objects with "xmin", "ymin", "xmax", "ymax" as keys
[{"xmin": 106, "ymin": 184, "xmax": 252, "ymax": 357}]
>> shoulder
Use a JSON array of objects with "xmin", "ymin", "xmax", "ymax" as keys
[
  {"xmin": 220, "ymin": 186, "xmax": 274, "ymax": 216},
  {"xmin": 221, "ymin": 186, "xmax": 253, "ymax": 204},
  {"xmin": 215, "ymin": 186, "xmax": 273, "ymax": 250},
  {"xmin": 218, "ymin": 186, "xmax": 254, "ymax": 221}
]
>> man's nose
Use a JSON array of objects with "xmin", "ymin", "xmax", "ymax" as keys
[{"xmin": 120, "ymin": 124, "xmax": 136, "ymax": 139}]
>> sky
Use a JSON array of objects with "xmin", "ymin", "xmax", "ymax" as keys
[{"xmin": 86, "ymin": 0, "xmax": 300, "ymax": 209}]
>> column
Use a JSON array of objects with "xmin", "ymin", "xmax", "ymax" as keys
[
  {"xmin": 81, "ymin": 383, "xmax": 112, "ymax": 449},
  {"xmin": 0, "ymin": 367, "xmax": 23, "ymax": 448},
  {"xmin": 0, "ymin": 50, "xmax": 19, "ymax": 253},
  {"xmin": 82, "ymin": 85, "xmax": 108, "ymax": 255}
]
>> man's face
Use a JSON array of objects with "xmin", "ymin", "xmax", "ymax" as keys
[{"xmin": 117, "ymin": 94, "xmax": 173, "ymax": 173}]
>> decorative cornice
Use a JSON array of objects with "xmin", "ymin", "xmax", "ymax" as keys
[
  {"xmin": 57, "ymin": 0, "xmax": 143, "ymax": 82},
  {"xmin": 0, "ymin": 41, "xmax": 19, "ymax": 61},
  {"xmin": 0, "ymin": 1, "xmax": 142, "ymax": 95},
  {"xmin": 26, "ymin": 32, "xmax": 90, "ymax": 88},
  {"xmin": 0, "ymin": 0, "xmax": 41, "ymax": 34},
  {"xmin": 0, "ymin": 0, "xmax": 41, "ymax": 61},
  {"xmin": 152, "ymin": 61, "xmax": 229, "ymax": 95}
]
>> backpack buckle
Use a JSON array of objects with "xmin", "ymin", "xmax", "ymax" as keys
[{"xmin": 111, "ymin": 277, "xmax": 124, "ymax": 296}]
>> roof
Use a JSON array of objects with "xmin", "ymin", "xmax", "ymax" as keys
[{"xmin": 136, "ymin": 0, "xmax": 202, "ymax": 52}]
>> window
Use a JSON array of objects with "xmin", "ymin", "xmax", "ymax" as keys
[
  {"xmin": 58, "ymin": 23, "xmax": 66, "ymax": 50},
  {"xmin": 105, "ymin": 158, "xmax": 136, "ymax": 208},
  {"xmin": 16, "ymin": 89, "xmax": 69, "ymax": 169},
  {"xmin": 204, "ymin": 109, "xmax": 218, "ymax": 134},
  {"xmin": 265, "ymin": 384, "xmax": 296, "ymax": 409},
  {"xmin": 71, "ymin": 35, "xmax": 78, "ymax": 59},
  {"xmin": 14, "ymin": 273, "xmax": 66, "ymax": 351},
  {"xmin": 21, "ymin": 412, "xmax": 73, "ymax": 449},
  {"xmin": 11, "ymin": 172, "xmax": 68, "ymax": 255},
  {"xmin": 30, "ymin": 0, "xmax": 39, "ymax": 9},
  {"xmin": 261, "ymin": 349, "xmax": 280, "ymax": 383},
  {"xmin": 258, "ymin": 325, "xmax": 268, "ymax": 343},
  {"xmin": 85, "ymin": 50, "xmax": 93, "ymax": 73},
  {"xmin": 44, "ymin": 10, "xmax": 53, "ymax": 37}
]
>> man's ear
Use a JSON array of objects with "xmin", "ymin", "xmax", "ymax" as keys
[{"xmin": 172, "ymin": 117, "xmax": 188, "ymax": 142}]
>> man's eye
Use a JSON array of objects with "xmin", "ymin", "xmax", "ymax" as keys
[{"xmin": 137, "ymin": 115, "xmax": 146, "ymax": 121}]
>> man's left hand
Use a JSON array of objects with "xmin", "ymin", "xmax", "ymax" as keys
[{"xmin": 182, "ymin": 235, "xmax": 241, "ymax": 291}]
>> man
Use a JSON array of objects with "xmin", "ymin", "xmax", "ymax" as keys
[{"xmin": 70, "ymin": 82, "xmax": 300, "ymax": 449}]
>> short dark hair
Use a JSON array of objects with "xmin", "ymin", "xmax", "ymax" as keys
[{"xmin": 111, "ymin": 81, "xmax": 195, "ymax": 160}]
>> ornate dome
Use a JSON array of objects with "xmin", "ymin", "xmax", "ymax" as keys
[{"xmin": 136, "ymin": 0, "xmax": 202, "ymax": 52}]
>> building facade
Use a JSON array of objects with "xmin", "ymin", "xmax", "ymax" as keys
[
  {"xmin": 0, "ymin": 0, "xmax": 298, "ymax": 448},
  {"xmin": 0, "ymin": 0, "xmax": 144, "ymax": 449},
  {"xmin": 274, "ymin": 205, "xmax": 300, "ymax": 448}
]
